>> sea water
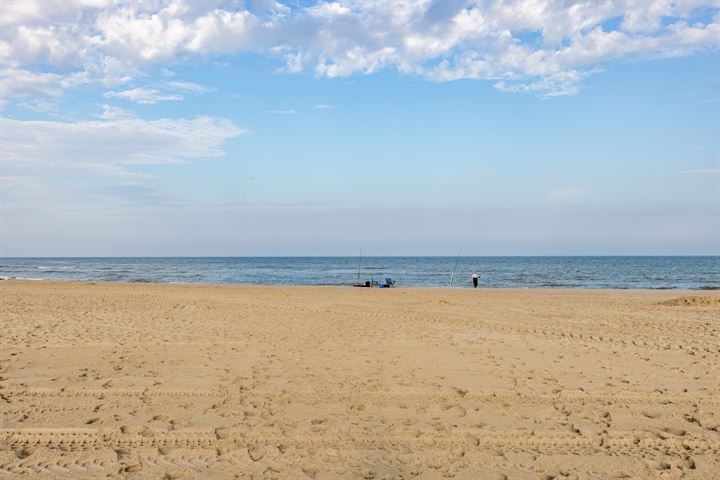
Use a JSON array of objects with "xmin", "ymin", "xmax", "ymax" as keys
[{"xmin": 1, "ymin": 257, "xmax": 718, "ymax": 289}]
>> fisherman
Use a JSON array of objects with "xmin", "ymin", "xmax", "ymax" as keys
[{"xmin": 472, "ymin": 272, "xmax": 479, "ymax": 288}]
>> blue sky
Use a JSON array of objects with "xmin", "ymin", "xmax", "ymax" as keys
[{"xmin": 1, "ymin": 0, "xmax": 718, "ymax": 256}]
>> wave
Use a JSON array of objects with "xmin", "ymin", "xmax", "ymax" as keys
[{"xmin": 0, "ymin": 276, "xmax": 45, "ymax": 281}]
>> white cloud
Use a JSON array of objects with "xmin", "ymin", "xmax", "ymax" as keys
[
  {"xmin": 0, "ymin": 1, "xmax": 718, "ymax": 99},
  {"xmin": 687, "ymin": 169, "xmax": 720, "ymax": 174},
  {"xmin": 0, "ymin": 115, "xmax": 247, "ymax": 181},
  {"xmin": 1, "ymin": 67, "xmax": 66, "ymax": 97},
  {"xmin": 267, "ymin": 109, "xmax": 295, "ymax": 114},
  {"xmin": 313, "ymin": 104, "xmax": 335, "ymax": 110},
  {"xmin": 104, "ymin": 87, "xmax": 183, "ymax": 104},
  {"xmin": 100, "ymin": 81, "xmax": 213, "ymax": 105},
  {"xmin": 0, "ymin": 58, "xmax": 132, "ymax": 99},
  {"xmin": 16, "ymin": 98, "xmax": 59, "ymax": 113},
  {"xmin": 494, "ymin": 70, "xmax": 597, "ymax": 98},
  {"xmin": 281, "ymin": 51, "xmax": 312, "ymax": 74},
  {"xmin": 185, "ymin": 9, "xmax": 259, "ymax": 54},
  {"xmin": 93, "ymin": 103, "xmax": 135, "ymax": 120},
  {"xmin": 166, "ymin": 80, "xmax": 215, "ymax": 94},
  {"xmin": 0, "ymin": 0, "xmax": 114, "ymax": 27}
]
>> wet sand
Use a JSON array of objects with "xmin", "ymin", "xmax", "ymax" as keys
[{"xmin": 1, "ymin": 280, "xmax": 719, "ymax": 479}]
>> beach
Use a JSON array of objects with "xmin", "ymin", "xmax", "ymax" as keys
[{"xmin": 1, "ymin": 280, "xmax": 719, "ymax": 479}]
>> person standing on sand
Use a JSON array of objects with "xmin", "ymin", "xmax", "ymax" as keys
[{"xmin": 472, "ymin": 272, "xmax": 479, "ymax": 288}]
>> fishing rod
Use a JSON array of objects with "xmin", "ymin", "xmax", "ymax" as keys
[
  {"xmin": 449, "ymin": 248, "xmax": 462, "ymax": 287},
  {"xmin": 356, "ymin": 248, "xmax": 362, "ymax": 285}
]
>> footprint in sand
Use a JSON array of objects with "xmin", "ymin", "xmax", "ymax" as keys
[
  {"xmin": 444, "ymin": 404, "xmax": 467, "ymax": 417},
  {"xmin": 248, "ymin": 445, "xmax": 266, "ymax": 462}
]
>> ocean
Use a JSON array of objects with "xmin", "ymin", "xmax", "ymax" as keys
[{"xmin": 1, "ymin": 256, "xmax": 718, "ymax": 289}]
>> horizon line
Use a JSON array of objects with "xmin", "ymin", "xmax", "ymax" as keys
[{"xmin": 2, "ymin": 255, "xmax": 718, "ymax": 259}]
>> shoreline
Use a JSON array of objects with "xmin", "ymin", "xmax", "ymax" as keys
[{"xmin": 2, "ymin": 278, "xmax": 719, "ymax": 292}]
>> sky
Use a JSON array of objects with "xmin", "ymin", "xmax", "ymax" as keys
[{"xmin": 0, "ymin": 0, "xmax": 719, "ymax": 256}]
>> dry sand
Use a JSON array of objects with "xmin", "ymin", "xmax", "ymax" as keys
[{"xmin": 1, "ymin": 280, "xmax": 719, "ymax": 479}]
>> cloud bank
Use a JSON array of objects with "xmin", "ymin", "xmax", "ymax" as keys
[{"xmin": 1, "ymin": 0, "xmax": 718, "ymax": 100}]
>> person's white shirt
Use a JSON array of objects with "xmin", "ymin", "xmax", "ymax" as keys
[{"xmin": 472, "ymin": 273, "xmax": 479, "ymax": 279}]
